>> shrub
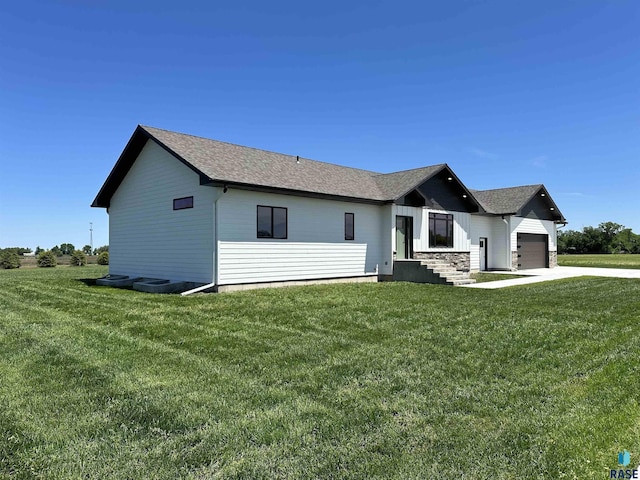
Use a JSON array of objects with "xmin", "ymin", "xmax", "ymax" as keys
[
  {"xmin": 0, "ymin": 249, "xmax": 21, "ymax": 269},
  {"xmin": 97, "ymin": 251, "xmax": 109, "ymax": 265},
  {"xmin": 37, "ymin": 251, "xmax": 57, "ymax": 268},
  {"xmin": 70, "ymin": 250, "xmax": 87, "ymax": 266}
]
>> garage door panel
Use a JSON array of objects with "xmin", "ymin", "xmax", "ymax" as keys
[{"xmin": 517, "ymin": 233, "xmax": 548, "ymax": 269}]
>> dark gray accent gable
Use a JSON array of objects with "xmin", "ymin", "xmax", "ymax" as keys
[
  {"xmin": 520, "ymin": 194, "xmax": 558, "ymax": 221},
  {"xmin": 415, "ymin": 170, "xmax": 480, "ymax": 212}
]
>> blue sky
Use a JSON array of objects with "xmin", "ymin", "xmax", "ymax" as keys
[{"xmin": 1, "ymin": 0, "xmax": 638, "ymax": 250}]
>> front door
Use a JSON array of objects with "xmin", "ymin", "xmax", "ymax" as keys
[
  {"xmin": 479, "ymin": 237, "xmax": 487, "ymax": 271},
  {"xmin": 396, "ymin": 216, "xmax": 413, "ymax": 260}
]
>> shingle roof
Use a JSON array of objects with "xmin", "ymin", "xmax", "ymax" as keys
[
  {"xmin": 92, "ymin": 125, "xmax": 463, "ymax": 207},
  {"xmin": 470, "ymin": 185, "xmax": 542, "ymax": 214},
  {"xmin": 373, "ymin": 165, "xmax": 447, "ymax": 199},
  {"xmin": 142, "ymin": 126, "xmax": 391, "ymax": 201},
  {"xmin": 471, "ymin": 184, "xmax": 566, "ymax": 222}
]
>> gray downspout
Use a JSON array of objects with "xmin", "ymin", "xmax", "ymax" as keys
[{"xmin": 181, "ymin": 186, "xmax": 225, "ymax": 296}]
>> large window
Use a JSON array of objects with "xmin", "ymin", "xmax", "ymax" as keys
[
  {"xmin": 345, "ymin": 213, "xmax": 354, "ymax": 240},
  {"xmin": 257, "ymin": 205, "xmax": 287, "ymax": 239},
  {"xmin": 429, "ymin": 213, "xmax": 454, "ymax": 247}
]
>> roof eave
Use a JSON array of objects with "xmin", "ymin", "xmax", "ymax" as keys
[{"xmin": 91, "ymin": 125, "xmax": 214, "ymax": 209}]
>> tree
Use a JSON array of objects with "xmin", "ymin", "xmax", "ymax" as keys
[
  {"xmin": 93, "ymin": 245, "xmax": 109, "ymax": 255},
  {"xmin": 37, "ymin": 251, "xmax": 57, "ymax": 267},
  {"xmin": 59, "ymin": 243, "xmax": 75, "ymax": 255},
  {"xmin": 97, "ymin": 251, "xmax": 109, "ymax": 265},
  {"xmin": 558, "ymin": 222, "xmax": 638, "ymax": 254},
  {"xmin": 70, "ymin": 250, "xmax": 87, "ymax": 266},
  {"xmin": 35, "ymin": 246, "xmax": 44, "ymax": 255},
  {"xmin": 0, "ymin": 249, "xmax": 21, "ymax": 269},
  {"xmin": 51, "ymin": 245, "xmax": 62, "ymax": 256},
  {"xmin": 82, "ymin": 245, "xmax": 92, "ymax": 255}
]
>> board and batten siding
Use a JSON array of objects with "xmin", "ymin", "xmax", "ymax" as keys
[
  {"xmin": 470, "ymin": 215, "xmax": 510, "ymax": 271},
  {"xmin": 216, "ymin": 189, "xmax": 384, "ymax": 285},
  {"xmin": 109, "ymin": 140, "xmax": 215, "ymax": 283},
  {"xmin": 510, "ymin": 217, "xmax": 557, "ymax": 251},
  {"xmin": 392, "ymin": 205, "xmax": 471, "ymax": 253}
]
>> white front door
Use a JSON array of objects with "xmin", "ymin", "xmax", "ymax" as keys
[{"xmin": 479, "ymin": 237, "xmax": 487, "ymax": 271}]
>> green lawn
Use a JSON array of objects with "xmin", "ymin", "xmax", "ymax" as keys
[
  {"xmin": 558, "ymin": 253, "xmax": 640, "ymax": 269},
  {"xmin": 471, "ymin": 272, "xmax": 526, "ymax": 283},
  {"xmin": 1, "ymin": 266, "xmax": 640, "ymax": 479}
]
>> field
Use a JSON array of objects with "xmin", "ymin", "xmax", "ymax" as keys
[
  {"xmin": 558, "ymin": 253, "xmax": 640, "ymax": 269},
  {"xmin": 1, "ymin": 266, "xmax": 640, "ymax": 478}
]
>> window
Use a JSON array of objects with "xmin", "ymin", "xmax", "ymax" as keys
[
  {"xmin": 429, "ymin": 213, "xmax": 453, "ymax": 247},
  {"xmin": 173, "ymin": 196, "xmax": 193, "ymax": 210},
  {"xmin": 345, "ymin": 213, "xmax": 354, "ymax": 240},
  {"xmin": 257, "ymin": 206, "xmax": 287, "ymax": 239}
]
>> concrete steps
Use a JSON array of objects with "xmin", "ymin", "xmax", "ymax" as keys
[
  {"xmin": 419, "ymin": 260, "xmax": 476, "ymax": 286},
  {"xmin": 393, "ymin": 260, "xmax": 476, "ymax": 286}
]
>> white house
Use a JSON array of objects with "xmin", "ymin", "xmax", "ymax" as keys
[{"xmin": 92, "ymin": 126, "xmax": 566, "ymax": 292}]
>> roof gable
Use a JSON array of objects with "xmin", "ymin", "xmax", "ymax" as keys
[{"xmin": 471, "ymin": 184, "xmax": 566, "ymax": 222}]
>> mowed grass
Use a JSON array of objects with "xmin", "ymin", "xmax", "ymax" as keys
[
  {"xmin": 1, "ymin": 267, "xmax": 640, "ymax": 479},
  {"xmin": 558, "ymin": 253, "xmax": 640, "ymax": 269},
  {"xmin": 471, "ymin": 272, "xmax": 526, "ymax": 283}
]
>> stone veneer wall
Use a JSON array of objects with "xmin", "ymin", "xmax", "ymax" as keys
[
  {"xmin": 413, "ymin": 252, "xmax": 470, "ymax": 272},
  {"xmin": 511, "ymin": 251, "xmax": 518, "ymax": 270}
]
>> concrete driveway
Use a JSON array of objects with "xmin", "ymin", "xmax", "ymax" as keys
[{"xmin": 462, "ymin": 266, "xmax": 640, "ymax": 289}]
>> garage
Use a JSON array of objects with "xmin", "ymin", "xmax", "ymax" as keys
[{"xmin": 517, "ymin": 233, "xmax": 548, "ymax": 269}]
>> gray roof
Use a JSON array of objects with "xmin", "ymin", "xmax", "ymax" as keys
[
  {"xmin": 470, "ymin": 185, "xmax": 542, "ymax": 214},
  {"xmin": 471, "ymin": 184, "xmax": 566, "ymax": 222},
  {"xmin": 93, "ymin": 125, "xmax": 463, "ymax": 207}
]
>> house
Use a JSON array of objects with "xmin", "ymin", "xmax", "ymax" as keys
[{"xmin": 91, "ymin": 125, "xmax": 566, "ymax": 292}]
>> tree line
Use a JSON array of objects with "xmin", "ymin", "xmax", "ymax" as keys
[
  {"xmin": 558, "ymin": 222, "xmax": 640, "ymax": 254},
  {"xmin": 0, "ymin": 245, "xmax": 109, "ymax": 269}
]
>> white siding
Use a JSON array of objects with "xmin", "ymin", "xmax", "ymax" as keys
[
  {"xmin": 379, "ymin": 204, "xmax": 394, "ymax": 276},
  {"xmin": 109, "ymin": 141, "xmax": 215, "ymax": 283},
  {"xmin": 392, "ymin": 206, "xmax": 471, "ymax": 253},
  {"xmin": 470, "ymin": 215, "xmax": 510, "ymax": 271},
  {"xmin": 216, "ymin": 189, "xmax": 384, "ymax": 285},
  {"xmin": 510, "ymin": 217, "xmax": 557, "ymax": 251}
]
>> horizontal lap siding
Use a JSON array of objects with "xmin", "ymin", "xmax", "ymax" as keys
[
  {"xmin": 510, "ymin": 217, "xmax": 557, "ymax": 252},
  {"xmin": 217, "ymin": 190, "xmax": 383, "ymax": 284},
  {"xmin": 470, "ymin": 216, "xmax": 510, "ymax": 270},
  {"xmin": 109, "ymin": 141, "xmax": 214, "ymax": 283},
  {"xmin": 218, "ymin": 242, "xmax": 370, "ymax": 283},
  {"xmin": 470, "ymin": 216, "xmax": 493, "ymax": 271}
]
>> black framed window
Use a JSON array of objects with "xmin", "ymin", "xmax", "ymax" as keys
[
  {"xmin": 173, "ymin": 196, "xmax": 193, "ymax": 210},
  {"xmin": 345, "ymin": 213, "xmax": 354, "ymax": 240},
  {"xmin": 429, "ymin": 213, "xmax": 454, "ymax": 247},
  {"xmin": 257, "ymin": 205, "xmax": 287, "ymax": 239}
]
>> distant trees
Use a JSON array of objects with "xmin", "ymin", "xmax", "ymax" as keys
[
  {"xmin": 0, "ymin": 249, "xmax": 21, "ymax": 269},
  {"xmin": 70, "ymin": 250, "xmax": 87, "ymax": 266},
  {"xmin": 37, "ymin": 251, "xmax": 57, "ymax": 267},
  {"xmin": 558, "ymin": 222, "xmax": 640, "ymax": 254},
  {"xmin": 82, "ymin": 245, "xmax": 93, "ymax": 255},
  {"xmin": 59, "ymin": 243, "xmax": 75, "ymax": 255},
  {"xmin": 97, "ymin": 251, "xmax": 109, "ymax": 265},
  {"xmin": 93, "ymin": 245, "xmax": 109, "ymax": 255}
]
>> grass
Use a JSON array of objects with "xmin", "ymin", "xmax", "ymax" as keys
[
  {"xmin": 470, "ymin": 272, "xmax": 526, "ymax": 283},
  {"xmin": 558, "ymin": 253, "xmax": 640, "ymax": 269},
  {"xmin": 1, "ymin": 266, "xmax": 640, "ymax": 478}
]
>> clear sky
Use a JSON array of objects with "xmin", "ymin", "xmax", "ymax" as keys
[{"xmin": 1, "ymin": 0, "xmax": 638, "ymax": 250}]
